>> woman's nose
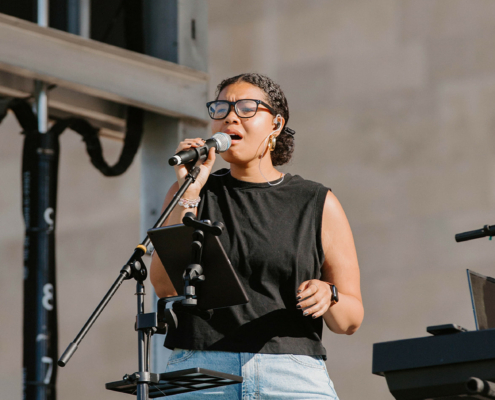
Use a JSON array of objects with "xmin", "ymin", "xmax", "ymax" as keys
[{"xmin": 224, "ymin": 109, "xmax": 240, "ymax": 124}]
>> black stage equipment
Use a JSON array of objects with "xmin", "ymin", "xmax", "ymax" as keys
[
  {"xmin": 373, "ymin": 327, "xmax": 495, "ymax": 400},
  {"xmin": 59, "ymin": 148, "xmax": 246, "ymax": 399},
  {"xmin": 373, "ymin": 227, "xmax": 495, "ymax": 399},
  {"xmin": 455, "ymin": 224, "xmax": 495, "ymax": 242}
]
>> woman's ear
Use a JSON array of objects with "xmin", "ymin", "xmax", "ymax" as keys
[{"xmin": 272, "ymin": 114, "xmax": 285, "ymax": 136}]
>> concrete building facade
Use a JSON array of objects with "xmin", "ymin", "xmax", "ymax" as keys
[{"xmin": 2, "ymin": 1, "xmax": 495, "ymax": 399}]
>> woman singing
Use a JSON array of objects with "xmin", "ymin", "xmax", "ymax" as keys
[{"xmin": 150, "ymin": 73, "xmax": 363, "ymax": 399}]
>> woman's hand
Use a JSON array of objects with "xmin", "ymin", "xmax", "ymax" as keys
[
  {"xmin": 296, "ymin": 279, "xmax": 333, "ymax": 319},
  {"xmin": 174, "ymin": 138, "xmax": 216, "ymax": 197}
]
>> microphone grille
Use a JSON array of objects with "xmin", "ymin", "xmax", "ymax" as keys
[{"xmin": 212, "ymin": 132, "xmax": 231, "ymax": 152}]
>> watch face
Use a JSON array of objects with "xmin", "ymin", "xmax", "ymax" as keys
[{"xmin": 331, "ymin": 285, "xmax": 339, "ymax": 303}]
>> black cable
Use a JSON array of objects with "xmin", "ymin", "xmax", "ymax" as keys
[
  {"xmin": 0, "ymin": 97, "xmax": 143, "ymax": 177},
  {"xmin": 0, "ymin": 97, "xmax": 37, "ymax": 132}
]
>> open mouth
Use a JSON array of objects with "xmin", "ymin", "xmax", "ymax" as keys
[{"xmin": 229, "ymin": 134, "xmax": 242, "ymax": 141}]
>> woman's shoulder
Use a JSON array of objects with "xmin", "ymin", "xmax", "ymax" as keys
[{"xmin": 287, "ymin": 173, "xmax": 331, "ymax": 193}]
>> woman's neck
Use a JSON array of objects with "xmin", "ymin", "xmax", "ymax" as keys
[{"xmin": 230, "ymin": 157, "xmax": 283, "ymax": 183}]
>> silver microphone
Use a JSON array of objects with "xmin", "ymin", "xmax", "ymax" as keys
[{"xmin": 168, "ymin": 132, "xmax": 232, "ymax": 166}]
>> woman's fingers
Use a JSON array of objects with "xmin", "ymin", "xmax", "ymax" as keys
[
  {"xmin": 296, "ymin": 280, "xmax": 331, "ymax": 319},
  {"xmin": 305, "ymin": 302, "xmax": 330, "ymax": 319},
  {"xmin": 175, "ymin": 138, "xmax": 205, "ymax": 152},
  {"xmin": 195, "ymin": 148, "xmax": 216, "ymax": 187},
  {"xmin": 297, "ymin": 281, "xmax": 318, "ymax": 300},
  {"xmin": 203, "ymin": 146, "xmax": 216, "ymax": 167}
]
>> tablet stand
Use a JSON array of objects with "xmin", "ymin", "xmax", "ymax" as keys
[
  {"xmin": 181, "ymin": 212, "xmax": 224, "ymax": 307},
  {"xmin": 148, "ymin": 219, "xmax": 249, "ymax": 311},
  {"xmin": 57, "ymin": 155, "xmax": 242, "ymax": 399}
]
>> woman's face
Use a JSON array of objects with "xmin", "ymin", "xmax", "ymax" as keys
[{"xmin": 211, "ymin": 82, "xmax": 280, "ymax": 166}]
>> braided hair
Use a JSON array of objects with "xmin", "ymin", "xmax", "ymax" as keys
[{"xmin": 215, "ymin": 73, "xmax": 295, "ymax": 166}]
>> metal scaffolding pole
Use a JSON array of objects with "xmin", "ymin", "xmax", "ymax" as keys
[
  {"xmin": 35, "ymin": 0, "xmax": 49, "ymax": 134},
  {"xmin": 23, "ymin": 1, "xmax": 59, "ymax": 399},
  {"xmin": 79, "ymin": 0, "xmax": 91, "ymax": 39}
]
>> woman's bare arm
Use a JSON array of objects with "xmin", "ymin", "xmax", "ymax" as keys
[{"xmin": 296, "ymin": 191, "xmax": 364, "ymax": 335}]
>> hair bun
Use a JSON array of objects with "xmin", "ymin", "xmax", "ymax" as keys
[{"xmin": 284, "ymin": 127, "xmax": 295, "ymax": 136}]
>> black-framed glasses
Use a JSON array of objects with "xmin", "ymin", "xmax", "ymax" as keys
[{"xmin": 206, "ymin": 99, "xmax": 276, "ymax": 120}]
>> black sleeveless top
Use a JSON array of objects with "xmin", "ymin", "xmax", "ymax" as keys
[{"xmin": 165, "ymin": 169, "xmax": 330, "ymax": 357}]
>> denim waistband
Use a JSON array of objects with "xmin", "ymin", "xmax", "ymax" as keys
[{"xmin": 162, "ymin": 349, "xmax": 338, "ymax": 400}]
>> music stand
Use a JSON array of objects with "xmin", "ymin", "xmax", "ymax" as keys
[
  {"xmin": 147, "ymin": 222, "xmax": 249, "ymax": 310},
  {"xmin": 58, "ymin": 154, "xmax": 246, "ymax": 399},
  {"xmin": 104, "ymin": 214, "xmax": 248, "ymax": 398}
]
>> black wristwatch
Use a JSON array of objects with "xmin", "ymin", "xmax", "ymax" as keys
[{"xmin": 330, "ymin": 284, "xmax": 339, "ymax": 305}]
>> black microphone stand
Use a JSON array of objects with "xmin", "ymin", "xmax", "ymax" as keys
[
  {"xmin": 58, "ymin": 155, "xmax": 207, "ymax": 400},
  {"xmin": 455, "ymin": 224, "xmax": 495, "ymax": 242}
]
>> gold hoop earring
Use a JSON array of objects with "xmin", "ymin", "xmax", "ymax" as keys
[{"xmin": 268, "ymin": 136, "xmax": 277, "ymax": 152}]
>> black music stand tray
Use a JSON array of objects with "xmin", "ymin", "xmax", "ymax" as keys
[{"xmin": 106, "ymin": 368, "xmax": 243, "ymax": 398}]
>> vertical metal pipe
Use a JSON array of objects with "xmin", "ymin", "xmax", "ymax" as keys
[
  {"xmin": 79, "ymin": 0, "xmax": 91, "ymax": 39},
  {"xmin": 34, "ymin": 81, "xmax": 49, "ymax": 134},
  {"xmin": 68, "ymin": 0, "xmax": 90, "ymax": 38},
  {"xmin": 136, "ymin": 280, "xmax": 148, "ymax": 400},
  {"xmin": 37, "ymin": 0, "xmax": 49, "ymax": 27},
  {"xmin": 36, "ymin": 0, "xmax": 49, "ymax": 134},
  {"xmin": 137, "ymin": 281, "xmax": 146, "ymax": 372}
]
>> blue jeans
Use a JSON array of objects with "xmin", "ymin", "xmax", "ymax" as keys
[{"xmin": 160, "ymin": 349, "xmax": 339, "ymax": 399}]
